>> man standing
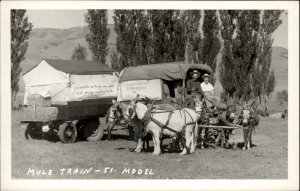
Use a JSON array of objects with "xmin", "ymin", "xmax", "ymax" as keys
[{"xmin": 186, "ymin": 70, "xmax": 203, "ymax": 109}]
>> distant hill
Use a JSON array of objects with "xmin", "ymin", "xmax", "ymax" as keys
[
  {"xmin": 18, "ymin": 25, "xmax": 288, "ymax": 98},
  {"xmin": 21, "ymin": 24, "xmax": 117, "ymax": 74},
  {"xmin": 270, "ymin": 46, "xmax": 288, "ymax": 93}
]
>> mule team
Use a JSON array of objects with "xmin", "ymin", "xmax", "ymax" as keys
[{"xmin": 107, "ymin": 71, "xmax": 259, "ymax": 155}]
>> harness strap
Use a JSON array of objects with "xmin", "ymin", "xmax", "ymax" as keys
[
  {"xmin": 160, "ymin": 112, "xmax": 173, "ymax": 139},
  {"xmin": 141, "ymin": 107, "xmax": 152, "ymax": 124},
  {"xmin": 149, "ymin": 111, "xmax": 190, "ymax": 153},
  {"xmin": 185, "ymin": 121, "xmax": 196, "ymax": 126},
  {"xmin": 182, "ymin": 109, "xmax": 196, "ymax": 128},
  {"xmin": 149, "ymin": 112, "xmax": 179, "ymax": 135},
  {"xmin": 139, "ymin": 105, "xmax": 197, "ymax": 154}
]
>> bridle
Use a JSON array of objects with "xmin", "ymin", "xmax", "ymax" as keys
[
  {"xmin": 107, "ymin": 104, "xmax": 124, "ymax": 125},
  {"xmin": 124, "ymin": 102, "xmax": 137, "ymax": 123}
]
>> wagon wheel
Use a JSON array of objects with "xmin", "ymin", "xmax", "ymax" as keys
[
  {"xmin": 83, "ymin": 121, "xmax": 104, "ymax": 141},
  {"xmin": 58, "ymin": 122, "xmax": 77, "ymax": 143}
]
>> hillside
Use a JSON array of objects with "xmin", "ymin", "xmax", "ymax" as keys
[
  {"xmin": 21, "ymin": 24, "xmax": 117, "ymax": 74},
  {"xmin": 270, "ymin": 46, "xmax": 288, "ymax": 93},
  {"xmin": 17, "ymin": 25, "xmax": 288, "ymax": 102}
]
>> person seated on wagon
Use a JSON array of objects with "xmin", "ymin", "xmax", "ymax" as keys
[
  {"xmin": 201, "ymin": 73, "xmax": 215, "ymax": 109},
  {"xmin": 201, "ymin": 73, "xmax": 228, "ymax": 113},
  {"xmin": 186, "ymin": 70, "xmax": 204, "ymax": 109}
]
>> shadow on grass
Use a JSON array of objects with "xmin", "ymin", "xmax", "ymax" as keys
[
  {"xmin": 237, "ymin": 142, "xmax": 258, "ymax": 149},
  {"xmin": 102, "ymin": 133, "xmax": 133, "ymax": 141},
  {"xmin": 25, "ymin": 128, "xmax": 61, "ymax": 143},
  {"xmin": 124, "ymin": 143, "xmax": 182, "ymax": 154}
]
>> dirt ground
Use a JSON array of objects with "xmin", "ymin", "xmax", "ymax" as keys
[{"xmin": 11, "ymin": 109, "xmax": 288, "ymax": 179}]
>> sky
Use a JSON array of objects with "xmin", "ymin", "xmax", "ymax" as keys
[{"xmin": 26, "ymin": 10, "xmax": 288, "ymax": 49}]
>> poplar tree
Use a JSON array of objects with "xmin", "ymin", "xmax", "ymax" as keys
[
  {"xmin": 220, "ymin": 10, "xmax": 282, "ymax": 101},
  {"xmin": 231, "ymin": 10, "xmax": 261, "ymax": 100},
  {"xmin": 71, "ymin": 44, "xmax": 87, "ymax": 60},
  {"xmin": 113, "ymin": 10, "xmax": 134, "ymax": 68},
  {"xmin": 136, "ymin": 11, "xmax": 155, "ymax": 65},
  {"xmin": 85, "ymin": 10, "xmax": 110, "ymax": 64},
  {"xmin": 113, "ymin": 10, "xmax": 153, "ymax": 68},
  {"xmin": 251, "ymin": 10, "xmax": 283, "ymax": 102},
  {"xmin": 266, "ymin": 69, "xmax": 276, "ymax": 97},
  {"xmin": 219, "ymin": 10, "xmax": 239, "ymax": 98},
  {"xmin": 201, "ymin": 10, "xmax": 221, "ymax": 72},
  {"xmin": 181, "ymin": 10, "xmax": 202, "ymax": 63},
  {"xmin": 149, "ymin": 10, "xmax": 185, "ymax": 63},
  {"xmin": 11, "ymin": 10, "xmax": 33, "ymax": 103}
]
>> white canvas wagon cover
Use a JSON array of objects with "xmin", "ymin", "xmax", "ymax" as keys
[{"xmin": 23, "ymin": 59, "xmax": 119, "ymax": 105}]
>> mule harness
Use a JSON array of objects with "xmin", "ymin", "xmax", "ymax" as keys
[{"xmin": 137, "ymin": 101, "xmax": 197, "ymax": 152}]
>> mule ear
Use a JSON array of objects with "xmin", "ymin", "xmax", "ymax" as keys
[
  {"xmin": 134, "ymin": 94, "xmax": 140, "ymax": 103},
  {"xmin": 112, "ymin": 99, "xmax": 117, "ymax": 104}
]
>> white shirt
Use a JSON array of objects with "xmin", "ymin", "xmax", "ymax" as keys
[{"xmin": 201, "ymin": 82, "xmax": 214, "ymax": 92}]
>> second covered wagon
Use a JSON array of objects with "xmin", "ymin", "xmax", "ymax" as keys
[{"xmin": 21, "ymin": 59, "xmax": 119, "ymax": 143}]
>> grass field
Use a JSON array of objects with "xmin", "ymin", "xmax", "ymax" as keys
[{"xmin": 11, "ymin": 109, "xmax": 288, "ymax": 179}]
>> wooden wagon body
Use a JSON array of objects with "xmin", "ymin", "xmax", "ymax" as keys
[{"xmin": 20, "ymin": 59, "xmax": 119, "ymax": 143}]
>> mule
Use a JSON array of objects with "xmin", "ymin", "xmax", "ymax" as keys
[
  {"xmin": 107, "ymin": 100, "xmax": 151, "ymax": 150},
  {"xmin": 198, "ymin": 103, "xmax": 237, "ymax": 149},
  {"xmin": 223, "ymin": 104, "xmax": 239, "ymax": 149},
  {"xmin": 106, "ymin": 101, "xmax": 134, "ymax": 141},
  {"xmin": 239, "ymin": 103, "xmax": 259, "ymax": 150},
  {"xmin": 124, "ymin": 96, "xmax": 200, "ymax": 155}
]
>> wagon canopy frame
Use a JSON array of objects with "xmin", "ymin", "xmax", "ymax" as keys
[{"xmin": 119, "ymin": 62, "xmax": 214, "ymax": 82}]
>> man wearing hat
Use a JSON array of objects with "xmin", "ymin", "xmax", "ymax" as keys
[
  {"xmin": 201, "ymin": 73, "xmax": 215, "ymax": 108},
  {"xmin": 186, "ymin": 70, "xmax": 203, "ymax": 109}
]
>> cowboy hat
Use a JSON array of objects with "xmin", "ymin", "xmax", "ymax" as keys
[
  {"xmin": 190, "ymin": 70, "xmax": 200, "ymax": 77},
  {"xmin": 202, "ymin": 73, "xmax": 210, "ymax": 78}
]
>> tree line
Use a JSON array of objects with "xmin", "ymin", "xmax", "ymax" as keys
[
  {"xmin": 82, "ymin": 10, "xmax": 283, "ymax": 103},
  {"xmin": 11, "ymin": 10, "xmax": 283, "ymax": 106}
]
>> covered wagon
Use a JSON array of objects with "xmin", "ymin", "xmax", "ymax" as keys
[
  {"xmin": 21, "ymin": 59, "xmax": 119, "ymax": 143},
  {"xmin": 117, "ymin": 62, "xmax": 253, "ymax": 150},
  {"xmin": 106, "ymin": 62, "xmax": 214, "ymax": 140},
  {"xmin": 118, "ymin": 62, "xmax": 213, "ymax": 102}
]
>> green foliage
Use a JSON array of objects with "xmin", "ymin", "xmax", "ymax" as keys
[
  {"xmin": 219, "ymin": 10, "xmax": 239, "ymax": 97},
  {"xmin": 232, "ymin": 10, "xmax": 261, "ymax": 100},
  {"xmin": 71, "ymin": 44, "xmax": 87, "ymax": 60},
  {"xmin": 114, "ymin": 10, "xmax": 186, "ymax": 67},
  {"xmin": 11, "ymin": 10, "xmax": 33, "ymax": 103},
  {"xmin": 251, "ymin": 10, "xmax": 283, "ymax": 99},
  {"xmin": 181, "ymin": 10, "xmax": 202, "ymax": 63},
  {"xmin": 113, "ymin": 10, "xmax": 154, "ymax": 69},
  {"xmin": 149, "ymin": 10, "xmax": 185, "ymax": 63},
  {"xmin": 220, "ymin": 10, "xmax": 260, "ymax": 100},
  {"xmin": 219, "ymin": 10, "xmax": 283, "ymax": 101},
  {"xmin": 266, "ymin": 70, "xmax": 276, "ymax": 97},
  {"xmin": 277, "ymin": 89, "xmax": 288, "ymax": 102},
  {"xmin": 201, "ymin": 10, "xmax": 221, "ymax": 72},
  {"xmin": 85, "ymin": 10, "xmax": 110, "ymax": 64}
]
